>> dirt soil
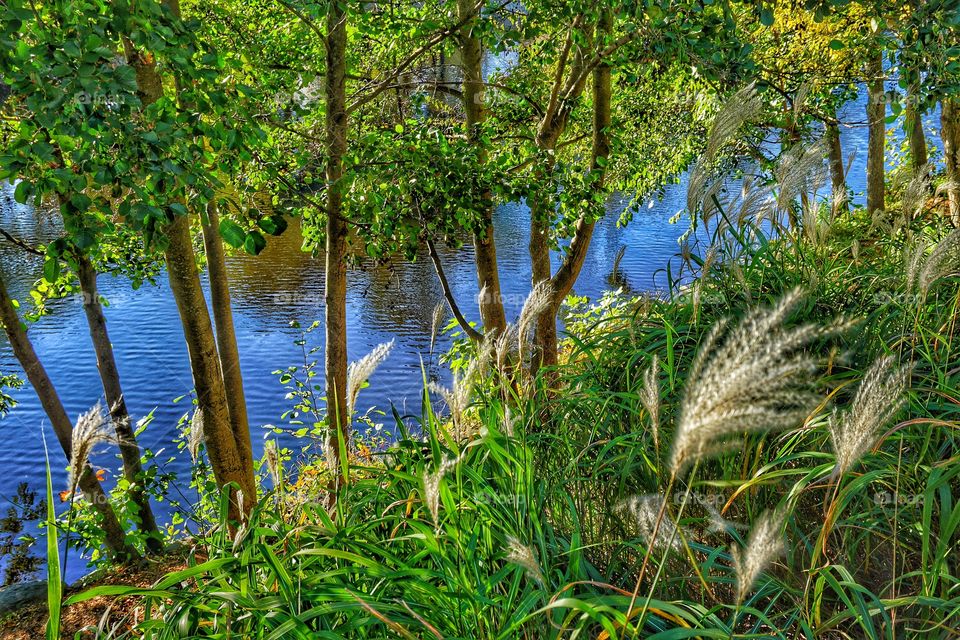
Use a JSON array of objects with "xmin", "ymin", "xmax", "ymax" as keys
[{"xmin": 0, "ymin": 550, "xmax": 194, "ymax": 639}]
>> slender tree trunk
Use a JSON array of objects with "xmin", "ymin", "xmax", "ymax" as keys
[
  {"xmin": 826, "ymin": 120, "xmax": 848, "ymax": 215},
  {"xmin": 200, "ymin": 202, "xmax": 252, "ymax": 468},
  {"xmin": 458, "ymin": 0, "xmax": 506, "ymax": 336},
  {"xmin": 528, "ymin": 20, "xmax": 603, "ymax": 377},
  {"xmin": 324, "ymin": 0, "xmax": 350, "ymax": 485},
  {"xmin": 75, "ymin": 255, "xmax": 162, "ymax": 552},
  {"xmin": 906, "ymin": 98, "xmax": 928, "ymax": 172},
  {"xmin": 0, "ymin": 273, "xmax": 134, "ymax": 559},
  {"xmin": 943, "ymin": 98, "xmax": 960, "ymax": 226},
  {"xmin": 528, "ymin": 136, "xmax": 560, "ymax": 377},
  {"xmin": 125, "ymin": 3, "xmax": 256, "ymax": 521},
  {"xmin": 552, "ymin": 10, "xmax": 611, "ymax": 306},
  {"xmin": 164, "ymin": 215, "xmax": 255, "ymax": 521},
  {"xmin": 866, "ymin": 51, "xmax": 886, "ymax": 215}
]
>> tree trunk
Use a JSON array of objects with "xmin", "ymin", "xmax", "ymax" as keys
[
  {"xmin": 75, "ymin": 255, "xmax": 162, "ymax": 552},
  {"xmin": 200, "ymin": 202, "xmax": 252, "ymax": 469},
  {"xmin": 125, "ymin": 2, "xmax": 256, "ymax": 522},
  {"xmin": 943, "ymin": 98, "xmax": 960, "ymax": 226},
  {"xmin": 324, "ymin": 0, "xmax": 350, "ymax": 485},
  {"xmin": 164, "ymin": 215, "xmax": 255, "ymax": 522},
  {"xmin": 0, "ymin": 273, "xmax": 134, "ymax": 559},
  {"xmin": 906, "ymin": 97, "xmax": 928, "ymax": 172},
  {"xmin": 458, "ymin": 0, "xmax": 506, "ymax": 336},
  {"xmin": 528, "ymin": 18, "xmax": 604, "ymax": 377},
  {"xmin": 550, "ymin": 10, "xmax": 611, "ymax": 306},
  {"xmin": 826, "ymin": 120, "xmax": 847, "ymax": 215},
  {"xmin": 528, "ymin": 139, "xmax": 560, "ymax": 378},
  {"xmin": 866, "ymin": 52, "xmax": 886, "ymax": 215}
]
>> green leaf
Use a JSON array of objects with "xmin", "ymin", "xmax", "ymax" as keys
[
  {"xmin": 244, "ymin": 230, "xmax": 266, "ymax": 255},
  {"xmin": 13, "ymin": 181, "xmax": 31, "ymax": 205},
  {"xmin": 829, "ymin": 39, "xmax": 844, "ymax": 50},
  {"xmin": 43, "ymin": 435, "xmax": 61, "ymax": 640},
  {"xmin": 219, "ymin": 219, "xmax": 246, "ymax": 248},
  {"xmin": 258, "ymin": 215, "xmax": 288, "ymax": 236},
  {"xmin": 760, "ymin": 8, "xmax": 774, "ymax": 26},
  {"xmin": 43, "ymin": 256, "xmax": 60, "ymax": 284}
]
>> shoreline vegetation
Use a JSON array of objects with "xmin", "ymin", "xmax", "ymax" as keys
[{"xmin": 1, "ymin": 0, "xmax": 959, "ymax": 637}]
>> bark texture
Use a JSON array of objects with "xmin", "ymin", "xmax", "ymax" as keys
[
  {"xmin": 458, "ymin": 0, "xmax": 506, "ymax": 336},
  {"xmin": 529, "ymin": 15, "xmax": 609, "ymax": 377},
  {"xmin": 527, "ymin": 26, "xmax": 591, "ymax": 377},
  {"xmin": 200, "ymin": 202, "xmax": 252, "ymax": 468},
  {"xmin": 164, "ymin": 215, "xmax": 255, "ymax": 521},
  {"xmin": 126, "ymin": 0, "xmax": 257, "ymax": 521},
  {"xmin": 76, "ymin": 255, "xmax": 161, "ymax": 551},
  {"xmin": 866, "ymin": 52, "xmax": 886, "ymax": 216},
  {"xmin": 826, "ymin": 120, "xmax": 847, "ymax": 215},
  {"xmin": 324, "ymin": 0, "xmax": 350, "ymax": 484},
  {"xmin": 0, "ymin": 273, "xmax": 134, "ymax": 559},
  {"xmin": 906, "ymin": 100, "xmax": 928, "ymax": 171}
]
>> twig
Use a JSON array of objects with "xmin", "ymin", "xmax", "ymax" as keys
[{"xmin": 426, "ymin": 236, "xmax": 483, "ymax": 342}]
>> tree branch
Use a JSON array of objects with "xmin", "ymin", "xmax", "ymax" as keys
[
  {"xmin": 426, "ymin": 236, "xmax": 483, "ymax": 342},
  {"xmin": 0, "ymin": 227, "xmax": 44, "ymax": 256},
  {"xmin": 347, "ymin": 0, "xmax": 510, "ymax": 114}
]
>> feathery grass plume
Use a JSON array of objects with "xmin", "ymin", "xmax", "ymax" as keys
[
  {"xmin": 775, "ymin": 138, "xmax": 829, "ymax": 213},
  {"xmin": 422, "ymin": 450, "xmax": 466, "ymax": 525},
  {"xmin": 346, "ymin": 340, "xmax": 394, "ymax": 416},
  {"xmin": 687, "ymin": 160, "xmax": 725, "ymax": 220},
  {"xmin": 69, "ymin": 403, "xmax": 115, "ymax": 491},
  {"xmin": 505, "ymin": 536, "xmax": 545, "ymax": 585},
  {"xmin": 907, "ymin": 229, "xmax": 960, "ymax": 296},
  {"xmin": 517, "ymin": 282, "xmax": 553, "ymax": 366},
  {"xmin": 621, "ymin": 494, "xmax": 681, "ymax": 552},
  {"xmin": 669, "ymin": 290, "xmax": 848, "ymax": 475},
  {"xmin": 732, "ymin": 510, "xmax": 785, "ymax": 604},
  {"xmin": 639, "ymin": 354, "xmax": 661, "ymax": 449},
  {"xmin": 704, "ymin": 83, "xmax": 761, "ymax": 164},
  {"xmin": 695, "ymin": 495, "xmax": 748, "ymax": 535},
  {"xmin": 736, "ymin": 178, "xmax": 776, "ymax": 227},
  {"xmin": 493, "ymin": 324, "xmax": 518, "ymax": 371},
  {"xmin": 902, "ymin": 164, "xmax": 933, "ymax": 219},
  {"xmin": 829, "ymin": 354, "xmax": 910, "ymax": 477},
  {"xmin": 831, "ymin": 184, "xmax": 849, "ymax": 217},
  {"xmin": 187, "ymin": 408, "xmax": 205, "ymax": 463},
  {"xmin": 429, "ymin": 303, "xmax": 446, "ymax": 355},
  {"xmin": 802, "ymin": 198, "xmax": 831, "ymax": 247},
  {"xmin": 429, "ymin": 368, "xmax": 475, "ymax": 437},
  {"xmin": 264, "ymin": 439, "xmax": 281, "ymax": 489},
  {"xmin": 688, "ymin": 83, "xmax": 761, "ymax": 218}
]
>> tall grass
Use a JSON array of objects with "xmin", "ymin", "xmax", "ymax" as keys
[{"xmin": 61, "ymin": 200, "xmax": 960, "ymax": 637}]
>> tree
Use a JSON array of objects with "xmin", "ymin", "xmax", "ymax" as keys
[
  {"xmin": 0, "ymin": 273, "xmax": 133, "ymax": 559},
  {"xmin": 457, "ymin": 0, "xmax": 507, "ymax": 337},
  {"xmin": 865, "ymin": 49, "xmax": 886, "ymax": 215},
  {"xmin": 122, "ymin": 0, "xmax": 258, "ymax": 522},
  {"xmin": 0, "ymin": 0, "xmax": 168, "ymax": 547}
]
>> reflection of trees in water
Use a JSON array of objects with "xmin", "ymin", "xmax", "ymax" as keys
[{"xmin": 222, "ymin": 218, "xmax": 460, "ymax": 344}]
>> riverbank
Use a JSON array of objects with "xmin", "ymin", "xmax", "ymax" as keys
[{"xmin": 29, "ymin": 196, "xmax": 959, "ymax": 637}]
